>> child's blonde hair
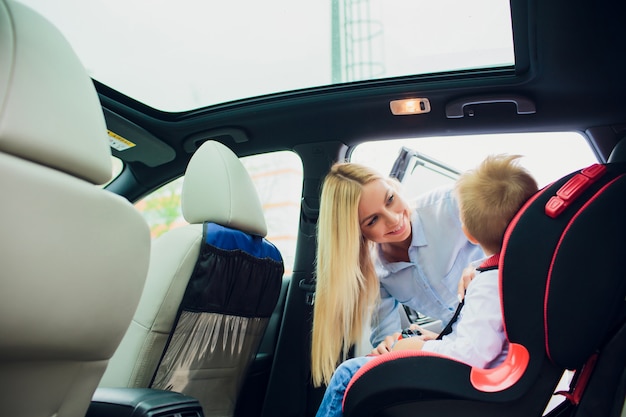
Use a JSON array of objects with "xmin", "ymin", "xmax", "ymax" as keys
[
  {"xmin": 455, "ymin": 154, "xmax": 538, "ymax": 254},
  {"xmin": 311, "ymin": 162, "xmax": 384, "ymax": 387}
]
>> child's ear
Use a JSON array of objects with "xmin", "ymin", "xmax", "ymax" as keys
[{"xmin": 462, "ymin": 224, "xmax": 479, "ymax": 245}]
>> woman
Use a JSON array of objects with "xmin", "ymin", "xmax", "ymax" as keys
[{"xmin": 311, "ymin": 162, "xmax": 484, "ymax": 387}]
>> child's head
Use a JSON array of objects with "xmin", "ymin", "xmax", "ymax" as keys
[{"xmin": 455, "ymin": 154, "xmax": 538, "ymax": 254}]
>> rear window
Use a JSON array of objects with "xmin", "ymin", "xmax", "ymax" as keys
[{"xmin": 350, "ymin": 132, "xmax": 597, "ymax": 199}]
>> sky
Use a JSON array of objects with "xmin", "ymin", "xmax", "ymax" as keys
[{"xmin": 17, "ymin": 0, "xmax": 514, "ymax": 111}]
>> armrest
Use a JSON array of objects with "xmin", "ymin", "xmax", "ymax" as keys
[{"xmin": 87, "ymin": 387, "xmax": 204, "ymax": 417}]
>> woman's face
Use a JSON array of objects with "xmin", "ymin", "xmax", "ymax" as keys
[{"xmin": 358, "ymin": 179, "xmax": 411, "ymax": 244}]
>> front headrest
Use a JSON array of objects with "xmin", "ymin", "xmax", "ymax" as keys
[
  {"xmin": 0, "ymin": 0, "xmax": 112, "ymax": 185},
  {"xmin": 182, "ymin": 141, "xmax": 268, "ymax": 237},
  {"xmin": 607, "ymin": 136, "xmax": 626, "ymax": 163}
]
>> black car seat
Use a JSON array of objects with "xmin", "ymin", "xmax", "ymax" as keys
[
  {"xmin": 0, "ymin": 1, "xmax": 151, "ymax": 416},
  {"xmin": 99, "ymin": 140, "xmax": 284, "ymax": 416},
  {"xmin": 342, "ymin": 162, "xmax": 626, "ymax": 417}
]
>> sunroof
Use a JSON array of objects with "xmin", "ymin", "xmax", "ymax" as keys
[{"xmin": 17, "ymin": 0, "xmax": 514, "ymax": 112}]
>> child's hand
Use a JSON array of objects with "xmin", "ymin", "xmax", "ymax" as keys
[{"xmin": 457, "ymin": 265, "xmax": 476, "ymax": 301}]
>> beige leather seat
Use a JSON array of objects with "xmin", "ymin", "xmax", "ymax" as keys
[
  {"xmin": 0, "ymin": 1, "xmax": 151, "ymax": 416},
  {"xmin": 99, "ymin": 140, "xmax": 284, "ymax": 416}
]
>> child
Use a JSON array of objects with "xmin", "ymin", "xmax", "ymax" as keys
[{"xmin": 314, "ymin": 154, "xmax": 538, "ymax": 417}]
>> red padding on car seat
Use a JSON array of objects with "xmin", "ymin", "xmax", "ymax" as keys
[{"xmin": 470, "ymin": 343, "xmax": 530, "ymax": 392}]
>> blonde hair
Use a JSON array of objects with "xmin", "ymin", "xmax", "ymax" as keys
[
  {"xmin": 311, "ymin": 162, "xmax": 383, "ymax": 387},
  {"xmin": 455, "ymin": 154, "xmax": 538, "ymax": 254}
]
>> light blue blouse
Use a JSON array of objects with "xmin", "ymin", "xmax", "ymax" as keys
[{"xmin": 370, "ymin": 186, "xmax": 485, "ymax": 346}]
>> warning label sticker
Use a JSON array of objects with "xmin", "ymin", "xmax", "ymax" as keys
[{"xmin": 108, "ymin": 130, "xmax": 136, "ymax": 151}]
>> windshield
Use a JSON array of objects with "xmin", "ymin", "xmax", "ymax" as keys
[{"xmin": 17, "ymin": 0, "xmax": 514, "ymax": 112}]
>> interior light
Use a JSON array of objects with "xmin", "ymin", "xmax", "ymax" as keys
[{"xmin": 390, "ymin": 98, "xmax": 431, "ymax": 115}]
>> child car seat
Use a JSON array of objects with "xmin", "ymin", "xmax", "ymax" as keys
[{"xmin": 342, "ymin": 162, "xmax": 626, "ymax": 417}]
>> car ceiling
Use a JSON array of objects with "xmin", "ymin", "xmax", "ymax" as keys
[{"xmin": 98, "ymin": 0, "xmax": 626, "ymax": 200}]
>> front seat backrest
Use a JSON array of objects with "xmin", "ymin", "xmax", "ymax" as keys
[
  {"xmin": 100, "ymin": 140, "xmax": 284, "ymax": 417},
  {"xmin": 0, "ymin": 1, "xmax": 151, "ymax": 417}
]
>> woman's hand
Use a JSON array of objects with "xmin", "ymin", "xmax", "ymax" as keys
[
  {"xmin": 457, "ymin": 265, "xmax": 476, "ymax": 301},
  {"xmin": 370, "ymin": 332, "xmax": 401, "ymax": 355}
]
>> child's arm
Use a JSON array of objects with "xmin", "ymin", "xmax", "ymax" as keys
[
  {"xmin": 390, "ymin": 324, "xmax": 437, "ymax": 351},
  {"xmin": 420, "ymin": 270, "xmax": 505, "ymax": 368},
  {"xmin": 373, "ymin": 324, "xmax": 438, "ymax": 354},
  {"xmin": 392, "ymin": 335, "xmax": 425, "ymax": 351}
]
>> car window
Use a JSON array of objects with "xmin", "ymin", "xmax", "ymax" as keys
[
  {"xmin": 350, "ymin": 132, "xmax": 598, "ymax": 199},
  {"xmin": 135, "ymin": 150, "xmax": 303, "ymax": 273},
  {"xmin": 17, "ymin": 0, "xmax": 514, "ymax": 112},
  {"xmin": 241, "ymin": 151, "xmax": 303, "ymax": 272}
]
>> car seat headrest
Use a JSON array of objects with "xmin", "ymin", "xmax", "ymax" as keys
[
  {"xmin": 0, "ymin": 0, "xmax": 112, "ymax": 185},
  {"xmin": 607, "ymin": 136, "xmax": 626, "ymax": 163},
  {"xmin": 182, "ymin": 140, "xmax": 268, "ymax": 237}
]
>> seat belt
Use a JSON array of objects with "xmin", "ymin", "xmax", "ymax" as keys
[
  {"xmin": 436, "ymin": 298, "xmax": 464, "ymax": 339},
  {"xmin": 437, "ymin": 254, "xmax": 500, "ymax": 340}
]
